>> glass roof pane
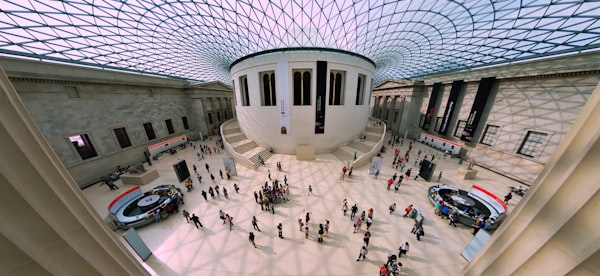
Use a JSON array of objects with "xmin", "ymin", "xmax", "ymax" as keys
[{"xmin": 0, "ymin": 0, "xmax": 598, "ymax": 83}]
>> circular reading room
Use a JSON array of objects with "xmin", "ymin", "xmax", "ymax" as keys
[{"xmin": 230, "ymin": 48, "xmax": 375, "ymax": 154}]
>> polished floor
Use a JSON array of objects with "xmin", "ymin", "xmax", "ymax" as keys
[{"xmin": 83, "ymin": 136, "xmax": 523, "ymax": 275}]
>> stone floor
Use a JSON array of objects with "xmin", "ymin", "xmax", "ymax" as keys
[{"xmin": 82, "ymin": 136, "xmax": 523, "ymax": 276}]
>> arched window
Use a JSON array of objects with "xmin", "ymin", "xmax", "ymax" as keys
[{"xmin": 293, "ymin": 70, "xmax": 311, "ymax": 105}]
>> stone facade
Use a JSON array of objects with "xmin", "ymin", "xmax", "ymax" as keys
[
  {"xmin": 0, "ymin": 57, "xmax": 233, "ymax": 187},
  {"xmin": 372, "ymin": 52, "xmax": 600, "ymax": 184}
]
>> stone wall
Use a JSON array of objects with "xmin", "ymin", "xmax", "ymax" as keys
[
  {"xmin": 0, "ymin": 57, "xmax": 233, "ymax": 187},
  {"xmin": 372, "ymin": 52, "xmax": 600, "ymax": 184}
]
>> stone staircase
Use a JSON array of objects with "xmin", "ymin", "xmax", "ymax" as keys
[
  {"xmin": 221, "ymin": 119, "xmax": 273, "ymax": 169},
  {"xmin": 332, "ymin": 119, "xmax": 385, "ymax": 163}
]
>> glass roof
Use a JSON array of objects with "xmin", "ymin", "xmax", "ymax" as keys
[{"xmin": 0, "ymin": 0, "xmax": 599, "ymax": 84}]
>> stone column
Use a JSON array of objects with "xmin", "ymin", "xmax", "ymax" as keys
[
  {"xmin": 0, "ymin": 65, "xmax": 149, "ymax": 275},
  {"xmin": 462, "ymin": 81, "xmax": 600, "ymax": 275}
]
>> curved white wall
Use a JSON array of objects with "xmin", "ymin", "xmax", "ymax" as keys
[{"xmin": 231, "ymin": 49, "xmax": 375, "ymax": 154}]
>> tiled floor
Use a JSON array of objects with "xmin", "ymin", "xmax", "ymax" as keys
[{"xmin": 83, "ymin": 136, "xmax": 523, "ymax": 275}]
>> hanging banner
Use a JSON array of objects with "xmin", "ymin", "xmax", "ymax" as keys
[
  {"xmin": 369, "ymin": 156, "xmax": 384, "ymax": 175},
  {"xmin": 422, "ymin": 83, "xmax": 441, "ymax": 130},
  {"xmin": 222, "ymin": 157, "xmax": 237, "ymax": 176},
  {"xmin": 438, "ymin": 80, "xmax": 463, "ymax": 135},
  {"xmin": 277, "ymin": 61, "xmax": 291, "ymax": 134},
  {"xmin": 461, "ymin": 77, "xmax": 496, "ymax": 142}
]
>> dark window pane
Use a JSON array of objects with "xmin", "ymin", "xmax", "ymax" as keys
[
  {"xmin": 303, "ymin": 72, "xmax": 311, "ymax": 105},
  {"xmin": 113, "ymin": 127, "xmax": 132, "ymax": 149},
  {"xmin": 165, "ymin": 119, "xmax": 175, "ymax": 134},
  {"xmin": 143, "ymin": 122, "xmax": 156, "ymax": 140},
  {"xmin": 69, "ymin": 134, "xmax": 98, "ymax": 160},
  {"xmin": 182, "ymin": 116, "xmax": 189, "ymax": 130},
  {"xmin": 293, "ymin": 72, "xmax": 302, "ymax": 105}
]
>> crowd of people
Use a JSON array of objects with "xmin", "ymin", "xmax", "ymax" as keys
[{"xmin": 99, "ymin": 131, "xmax": 515, "ymax": 275}]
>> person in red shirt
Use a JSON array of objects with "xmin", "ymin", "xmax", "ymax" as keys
[{"xmin": 379, "ymin": 264, "xmax": 388, "ymax": 276}]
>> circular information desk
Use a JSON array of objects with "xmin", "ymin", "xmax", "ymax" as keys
[
  {"xmin": 137, "ymin": 195, "xmax": 160, "ymax": 208},
  {"xmin": 451, "ymin": 194, "xmax": 475, "ymax": 207}
]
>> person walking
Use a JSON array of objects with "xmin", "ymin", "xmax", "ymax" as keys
[
  {"xmin": 205, "ymin": 163, "xmax": 210, "ymax": 172},
  {"xmin": 226, "ymin": 214, "xmax": 234, "ymax": 231},
  {"xmin": 298, "ymin": 218, "xmax": 304, "ymax": 231},
  {"xmin": 248, "ymin": 231, "xmax": 256, "ymax": 248},
  {"xmin": 366, "ymin": 216, "xmax": 373, "ymax": 230},
  {"xmin": 353, "ymin": 217, "xmax": 362, "ymax": 233},
  {"xmin": 350, "ymin": 204, "xmax": 358, "ymax": 220},
  {"xmin": 504, "ymin": 192, "xmax": 512, "ymax": 204},
  {"xmin": 219, "ymin": 169, "xmax": 223, "ymax": 179},
  {"xmin": 324, "ymin": 220, "xmax": 330, "ymax": 235},
  {"xmin": 223, "ymin": 187, "xmax": 229, "ymax": 199},
  {"xmin": 342, "ymin": 202, "xmax": 349, "ymax": 216},
  {"xmin": 389, "ymin": 203, "xmax": 396, "ymax": 214},
  {"xmin": 201, "ymin": 190, "xmax": 208, "ymax": 201},
  {"xmin": 307, "ymin": 185, "xmax": 313, "ymax": 196},
  {"xmin": 305, "ymin": 212, "xmax": 311, "ymax": 225},
  {"xmin": 398, "ymin": 241, "xmax": 409, "ymax": 258},
  {"xmin": 403, "ymin": 204, "xmax": 414, "ymax": 217},
  {"xmin": 252, "ymin": 216, "xmax": 261, "ymax": 231},
  {"xmin": 234, "ymin": 183, "xmax": 239, "ymax": 193},
  {"xmin": 356, "ymin": 245, "xmax": 368, "ymax": 261},
  {"xmin": 182, "ymin": 210, "xmax": 190, "ymax": 223},
  {"xmin": 190, "ymin": 213, "xmax": 203, "ymax": 229},
  {"xmin": 363, "ymin": 231, "xmax": 371, "ymax": 247},
  {"xmin": 193, "ymin": 164, "xmax": 197, "ymax": 174},
  {"xmin": 277, "ymin": 223, "xmax": 283, "ymax": 239}
]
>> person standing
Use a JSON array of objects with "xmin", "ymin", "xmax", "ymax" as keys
[
  {"xmin": 182, "ymin": 210, "xmax": 190, "ymax": 223},
  {"xmin": 449, "ymin": 212, "xmax": 459, "ymax": 227},
  {"xmin": 304, "ymin": 225, "xmax": 309, "ymax": 239},
  {"xmin": 223, "ymin": 187, "xmax": 229, "ymax": 199},
  {"xmin": 305, "ymin": 212, "xmax": 311, "ymax": 225},
  {"xmin": 318, "ymin": 224, "xmax": 324, "ymax": 243},
  {"xmin": 307, "ymin": 185, "xmax": 313, "ymax": 196},
  {"xmin": 193, "ymin": 164, "xmax": 197, "ymax": 174},
  {"xmin": 342, "ymin": 202, "xmax": 349, "ymax": 216},
  {"xmin": 210, "ymin": 173, "xmax": 216, "ymax": 183},
  {"xmin": 356, "ymin": 245, "xmax": 368, "ymax": 261},
  {"xmin": 438, "ymin": 171, "xmax": 443, "ymax": 182},
  {"xmin": 252, "ymin": 216, "xmax": 261, "ymax": 231},
  {"xmin": 298, "ymin": 218, "xmax": 304, "ymax": 231},
  {"xmin": 324, "ymin": 220, "xmax": 330, "ymax": 235},
  {"xmin": 205, "ymin": 163, "xmax": 210, "ymax": 172},
  {"xmin": 234, "ymin": 183, "xmax": 239, "ymax": 194},
  {"xmin": 268, "ymin": 169, "xmax": 271, "ymax": 180},
  {"xmin": 277, "ymin": 223, "xmax": 283, "ymax": 239},
  {"xmin": 248, "ymin": 231, "xmax": 256, "ymax": 248},
  {"xmin": 190, "ymin": 213, "xmax": 203, "ymax": 229},
  {"xmin": 219, "ymin": 169, "xmax": 223, "ymax": 179}
]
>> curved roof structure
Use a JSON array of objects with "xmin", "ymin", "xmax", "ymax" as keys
[{"xmin": 0, "ymin": 0, "xmax": 599, "ymax": 84}]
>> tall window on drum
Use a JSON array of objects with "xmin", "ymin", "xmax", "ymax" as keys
[
  {"xmin": 329, "ymin": 70, "xmax": 345, "ymax": 105},
  {"xmin": 260, "ymin": 71, "xmax": 276, "ymax": 106},
  {"xmin": 239, "ymin": 75, "xmax": 250, "ymax": 106},
  {"xmin": 356, "ymin": 74, "xmax": 366, "ymax": 105},
  {"xmin": 293, "ymin": 70, "xmax": 311, "ymax": 105}
]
